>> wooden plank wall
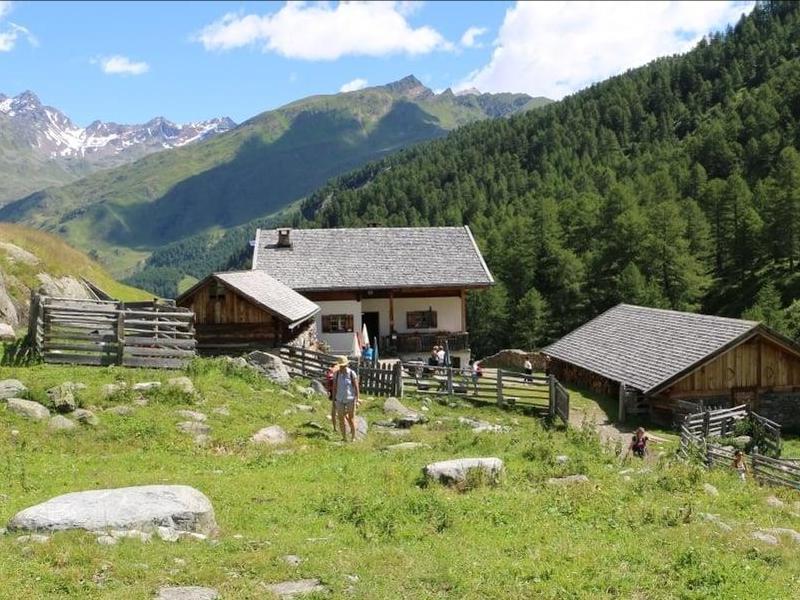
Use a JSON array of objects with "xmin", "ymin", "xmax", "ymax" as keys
[
  {"xmin": 36, "ymin": 296, "xmax": 196, "ymax": 369},
  {"xmin": 668, "ymin": 334, "xmax": 800, "ymax": 396}
]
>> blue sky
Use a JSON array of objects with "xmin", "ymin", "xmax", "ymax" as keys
[{"xmin": 0, "ymin": 1, "xmax": 754, "ymax": 126}]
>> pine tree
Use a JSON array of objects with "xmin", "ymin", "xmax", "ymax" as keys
[{"xmin": 512, "ymin": 287, "xmax": 551, "ymax": 350}]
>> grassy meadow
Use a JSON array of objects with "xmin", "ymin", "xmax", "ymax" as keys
[{"xmin": 1, "ymin": 356, "xmax": 799, "ymax": 599}]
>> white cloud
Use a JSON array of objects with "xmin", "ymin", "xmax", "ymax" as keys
[
  {"xmin": 96, "ymin": 55, "xmax": 150, "ymax": 76},
  {"xmin": 340, "ymin": 78, "xmax": 369, "ymax": 93},
  {"xmin": 460, "ymin": 26, "xmax": 487, "ymax": 48},
  {"xmin": 0, "ymin": 2, "xmax": 37, "ymax": 52},
  {"xmin": 195, "ymin": 1, "xmax": 453, "ymax": 60},
  {"xmin": 457, "ymin": 1, "xmax": 755, "ymax": 99}
]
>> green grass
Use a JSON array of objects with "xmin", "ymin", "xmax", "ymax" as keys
[{"xmin": 1, "ymin": 358, "xmax": 799, "ymax": 598}]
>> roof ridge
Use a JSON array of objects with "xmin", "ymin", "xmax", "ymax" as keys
[{"xmin": 617, "ymin": 303, "xmax": 759, "ymax": 326}]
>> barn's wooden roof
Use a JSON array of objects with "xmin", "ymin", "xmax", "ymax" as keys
[
  {"xmin": 543, "ymin": 304, "xmax": 759, "ymax": 394},
  {"xmin": 179, "ymin": 271, "xmax": 319, "ymax": 328},
  {"xmin": 252, "ymin": 226, "xmax": 494, "ymax": 291}
]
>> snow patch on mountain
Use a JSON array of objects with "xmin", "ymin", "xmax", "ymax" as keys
[{"xmin": 0, "ymin": 91, "xmax": 235, "ymax": 161}]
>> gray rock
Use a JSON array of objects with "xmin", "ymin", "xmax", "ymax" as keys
[
  {"xmin": 72, "ymin": 408, "xmax": 98, "ymax": 426},
  {"xmin": 176, "ymin": 410, "xmax": 207, "ymax": 422},
  {"xmin": 8, "ymin": 485, "xmax": 216, "ymax": 535},
  {"xmin": 698, "ymin": 512, "xmax": 733, "ymax": 532},
  {"xmin": 263, "ymin": 579, "xmax": 326, "ymax": 598},
  {"xmin": 48, "ymin": 415, "xmax": 76, "ymax": 431},
  {"xmin": 547, "ymin": 474, "xmax": 589, "ymax": 485},
  {"xmin": 0, "ymin": 379, "xmax": 26, "ymax": 400},
  {"xmin": 105, "ymin": 406, "xmax": 134, "ymax": 416},
  {"xmin": 6, "ymin": 398, "xmax": 50, "ymax": 420},
  {"xmin": 703, "ymin": 483, "xmax": 719, "ymax": 497},
  {"xmin": 96, "ymin": 535, "xmax": 117, "ymax": 546},
  {"xmin": 101, "ymin": 382, "xmax": 127, "ymax": 398},
  {"xmin": 384, "ymin": 397, "xmax": 426, "ymax": 427},
  {"xmin": 283, "ymin": 554, "xmax": 303, "ymax": 566},
  {"xmin": 355, "ymin": 416, "xmax": 368, "ymax": 441},
  {"xmin": 177, "ymin": 422, "xmax": 211, "ymax": 436},
  {"xmin": 555, "ymin": 455, "xmax": 569, "ymax": 464},
  {"xmin": 293, "ymin": 404, "xmax": 315, "ymax": 413},
  {"xmin": 106, "ymin": 529, "xmax": 152, "ymax": 542},
  {"xmin": 156, "ymin": 587, "xmax": 220, "ymax": 600},
  {"xmin": 310, "ymin": 380, "xmax": 328, "ymax": 396},
  {"xmin": 212, "ymin": 406, "xmax": 230, "ymax": 416},
  {"xmin": 766, "ymin": 495, "xmax": 784, "ymax": 508},
  {"xmin": 167, "ymin": 376, "xmax": 195, "ymax": 394},
  {"xmin": 47, "ymin": 383, "xmax": 78, "ymax": 413},
  {"xmin": 458, "ymin": 416, "xmax": 509, "ymax": 433},
  {"xmin": 732, "ymin": 435, "xmax": 752, "ymax": 446},
  {"xmin": 16, "ymin": 534, "xmax": 49, "ymax": 544},
  {"xmin": 36, "ymin": 273, "xmax": 92, "ymax": 300},
  {"xmin": 423, "ymin": 457, "xmax": 504, "ymax": 485},
  {"xmin": 761, "ymin": 528, "xmax": 800, "ymax": 545},
  {"xmin": 385, "ymin": 442, "xmax": 430, "ymax": 452},
  {"xmin": 132, "ymin": 382, "xmax": 161, "ymax": 392},
  {"xmin": 224, "ymin": 356, "xmax": 248, "ymax": 369},
  {"xmin": 252, "ymin": 425, "xmax": 288, "ymax": 446},
  {"xmin": 246, "ymin": 351, "xmax": 291, "ymax": 386},
  {"xmin": 0, "ymin": 323, "xmax": 14, "ymax": 341},
  {"xmin": 157, "ymin": 526, "xmax": 180, "ymax": 542},
  {"xmin": 194, "ymin": 434, "xmax": 211, "ymax": 447},
  {"xmin": 751, "ymin": 531, "xmax": 779, "ymax": 545},
  {"xmin": 383, "ymin": 397, "xmax": 410, "ymax": 414}
]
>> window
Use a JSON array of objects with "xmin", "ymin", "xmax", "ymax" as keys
[
  {"xmin": 209, "ymin": 280, "xmax": 226, "ymax": 301},
  {"xmin": 322, "ymin": 314, "xmax": 354, "ymax": 333},
  {"xmin": 407, "ymin": 309, "xmax": 437, "ymax": 329}
]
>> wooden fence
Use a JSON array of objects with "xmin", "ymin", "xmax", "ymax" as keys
[
  {"xmin": 679, "ymin": 405, "xmax": 799, "ymax": 491},
  {"xmin": 277, "ymin": 346, "xmax": 570, "ymax": 424},
  {"xmin": 29, "ymin": 295, "xmax": 196, "ymax": 369}
]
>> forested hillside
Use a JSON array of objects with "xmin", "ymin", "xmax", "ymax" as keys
[{"xmin": 294, "ymin": 1, "xmax": 800, "ymax": 357}]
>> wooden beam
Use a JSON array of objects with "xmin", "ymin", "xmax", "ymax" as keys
[
  {"xmin": 460, "ymin": 289, "xmax": 467, "ymax": 332},
  {"xmin": 389, "ymin": 290, "xmax": 395, "ymax": 333}
]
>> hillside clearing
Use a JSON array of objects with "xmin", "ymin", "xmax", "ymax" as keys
[{"xmin": 1, "ymin": 357, "xmax": 799, "ymax": 598}]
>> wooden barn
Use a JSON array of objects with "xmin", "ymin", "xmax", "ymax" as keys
[
  {"xmin": 176, "ymin": 270, "xmax": 319, "ymax": 353},
  {"xmin": 543, "ymin": 304, "xmax": 800, "ymax": 430}
]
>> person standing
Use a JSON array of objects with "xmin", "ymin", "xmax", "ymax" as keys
[
  {"xmin": 523, "ymin": 357, "xmax": 533, "ymax": 382},
  {"xmin": 733, "ymin": 450, "xmax": 750, "ymax": 482},
  {"xmin": 627, "ymin": 427, "xmax": 649, "ymax": 458},
  {"xmin": 332, "ymin": 355, "xmax": 360, "ymax": 442}
]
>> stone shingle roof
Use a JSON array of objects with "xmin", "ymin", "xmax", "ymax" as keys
[
  {"xmin": 252, "ymin": 226, "xmax": 494, "ymax": 291},
  {"xmin": 210, "ymin": 271, "xmax": 319, "ymax": 328},
  {"xmin": 542, "ymin": 304, "xmax": 759, "ymax": 394}
]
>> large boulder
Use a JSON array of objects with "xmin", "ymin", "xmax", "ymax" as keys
[
  {"xmin": 6, "ymin": 398, "xmax": 50, "ymax": 420},
  {"xmin": 48, "ymin": 415, "xmax": 76, "ymax": 431},
  {"xmin": 7, "ymin": 485, "xmax": 216, "ymax": 535},
  {"xmin": 0, "ymin": 379, "xmax": 26, "ymax": 400},
  {"xmin": 355, "ymin": 416, "xmax": 368, "ymax": 441},
  {"xmin": 36, "ymin": 273, "xmax": 92, "ymax": 299},
  {"xmin": 246, "ymin": 351, "xmax": 291, "ymax": 386},
  {"xmin": 252, "ymin": 425, "xmax": 288, "ymax": 445},
  {"xmin": 423, "ymin": 458, "xmax": 504, "ymax": 485},
  {"xmin": 72, "ymin": 408, "xmax": 99, "ymax": 426},
  {"xmin": 310, "ymin": 379, "xmax": 328, "ymax": 397}
]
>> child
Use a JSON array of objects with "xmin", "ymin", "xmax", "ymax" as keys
[
  {"xmin": 733, "ymin": 450, "xmax": 749, "ymax": 482},
  {"xmin": 325, "ymin": 364, "xmax": 337, "ymax": 432},
  {"xmin": 627, "ymin": 427, "xmax": 648, "ymax": 458}
]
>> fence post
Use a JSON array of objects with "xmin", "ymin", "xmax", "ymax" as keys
[
  {"xmin": 446, "ymin": 366, "xmax": 454, "ymax": 396},
  {"xmin": 752, "ymin": 446, "xmax": 760, "ymax": 483},
  {"xmin": 618, "ymin": 383, "xmax": 626, "ymax": 423},
  {"xmin": 301, "ymin": 349, "xmax": 306, "ymax": 377},
  {"xmin": 497, "ymin": 370, "xmax": 504, "ymax": 407},
  {"xmin": 548, "ymin": 374, "xmax": 555, "ymax": 418},
  {"xmin": 394, "ymin": 362, "xmax": 403, "ymax": 398},
  {"xmin": 115, "ymin": 311, "xmax": 125, "ymax": 366},
  {"xmin": 702, "ymin": 411, "xmax": 710, "ymax": 438}
]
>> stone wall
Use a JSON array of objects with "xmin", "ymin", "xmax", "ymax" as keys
[
  {"xmin": 758, "ymin": 391, "xmax": 800, "ymax": 432},
  {"xmin": 479, "ymin": 349, "xmax": 548, "ymax": 371}
]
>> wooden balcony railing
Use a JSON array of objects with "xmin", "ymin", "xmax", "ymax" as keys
[{"xmin": 382, "ymin": 331, "xmax": 469, "ymax": 354}]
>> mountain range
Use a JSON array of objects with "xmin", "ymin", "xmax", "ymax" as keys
[
  {"xmin": 0, "ymin": 90, "xmax": 234, "ymax": 204},
  {"xmin": 0, "ymin": 76, "xmax": 549, "ymax": 276}
]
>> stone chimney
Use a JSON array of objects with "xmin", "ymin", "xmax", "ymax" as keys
[{"xmin": 277, "ymin": 228, "xmax": 292, "ymax": 248}]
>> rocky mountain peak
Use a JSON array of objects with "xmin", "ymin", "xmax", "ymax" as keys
[{"xmin": 383, "ymin": 75, "xmax": 434, "ymax": 100}]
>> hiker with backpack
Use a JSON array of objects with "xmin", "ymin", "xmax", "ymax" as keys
[{"xmin": 331, "ymin": 355, "xmax": 360, "ymax": 442}]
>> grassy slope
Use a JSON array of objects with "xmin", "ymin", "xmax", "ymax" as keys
[
  {"xmin": 0, "ymin": 223, "xmax": 151, "ymax": 303},
  {"xmin": 0, "ymin": 83, "xmax": 537, "ymax": 277},
  {"xmin": 0, "ymin": 358, "xmax": 798, "ymax": 599}
]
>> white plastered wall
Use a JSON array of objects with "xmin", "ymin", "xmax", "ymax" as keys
[{"xmin": 315, "ymin": 300, "xmax": 362, "ymax": 354}]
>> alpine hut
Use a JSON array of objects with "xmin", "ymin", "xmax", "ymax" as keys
[{"xmin": 543, "ymin": 303, "xmax": 800, "ymax": 429}]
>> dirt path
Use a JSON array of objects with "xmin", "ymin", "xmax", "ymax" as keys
[{"xmin": 569, "ymin": 402, "xmax": 672, "ymax": 452}]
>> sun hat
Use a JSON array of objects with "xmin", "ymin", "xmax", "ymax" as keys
[{"xmin": 335, "ymin": 355, "xmax": 349, "ymax": 366}]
